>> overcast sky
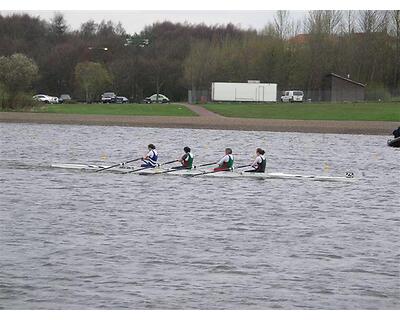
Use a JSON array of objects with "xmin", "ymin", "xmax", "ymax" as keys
[{"xmin": 0, "ymin": 10, "xmax": 308, "ymax": 34}]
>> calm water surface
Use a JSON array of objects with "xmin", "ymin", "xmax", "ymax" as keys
[{"xmin": 0, "ymin": 123, "xmax": 399, "ymax": 309}]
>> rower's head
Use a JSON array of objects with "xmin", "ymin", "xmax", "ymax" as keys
[
  {"xmin": 256, "ymin": 148, "xmax": 265, "ymax": 155},
  {"xmin": 184, "ymin": 146, "xmax": 191, "ymax": 153},
  {"xmin": 225, "ymin": 148, "xmax": 232, "ymax": 155},
  {"xmin": 148, "ymin": 144, "xmax": 156, "ymax": 150}
]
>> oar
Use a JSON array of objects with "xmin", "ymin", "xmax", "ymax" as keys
[
  {"xmin": 149, "ymin": 160, "xmax": 218, "ymax": 176},
  {"xmin": 122, "ymin": 159, "xmax": 179, "ymax": 174},
  {"xmin": 191, "ymin": 164, "xmax": 251, "ymax": 177},
  {"xmin": 122, "ymin": 166, "xmax": 156, "ymax": 174},
  {"xmin": 153, "ymin": 167, "xmax": 188, "ymax": 175},
  {"xmin": 235, "ymin": 164, "xmax": 252, "ymax": 170},
  {"xmin": 157, "ymin": 160, "xmax": 179, "ymax": 167},
  {"xmin": 96, "ymin": 157, "xmax": 141, "ymax": 172},
  {"xmin": 193, "ymin": 162, "xmax": 217, "ymax": 169},
  {"xmin": 191, "ymin": 168, "xmax": 230, "ymax": 177}
]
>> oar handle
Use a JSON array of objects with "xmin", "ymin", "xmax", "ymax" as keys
[
  {"xmin": 121, "ymin": 157, "xmax": 142, "ymax": 165},
  {"xmin": 235, "ymin": 164, "xmax": 252, "ymax": 169},
  {"xmin": 158, "ymin": 159, "xmax": 179, "ymax": 166}
]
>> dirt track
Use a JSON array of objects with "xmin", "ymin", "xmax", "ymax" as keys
[{"xmin": 1, "ymin": 111, "xmax": 398, "ymax": 135}]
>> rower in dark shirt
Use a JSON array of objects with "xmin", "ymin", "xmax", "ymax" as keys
[
  {"xmin": 245, "ymin": 148, "xmax": 266, "ymax": 173},
  {"xmin": 171, "ymin": 146, "xmax": 194, "ymax": 170}
]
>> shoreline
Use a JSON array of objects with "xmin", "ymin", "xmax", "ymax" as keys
[{"xmin": 0, "ymin": 112, "xmax": 398, "ymax": 135}]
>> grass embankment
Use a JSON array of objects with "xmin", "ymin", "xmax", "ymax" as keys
[
  {"xmin": 204, "ymin": 102, "xmax": 400, "ymax": 121},
  {"xmin": 34, "ymin": 103, "xmax": 197, "ymax": 117}
]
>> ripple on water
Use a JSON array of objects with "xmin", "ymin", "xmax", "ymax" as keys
[{"xmin": 0, "ymin": 123, "xmax": 399, "ymax": 309}]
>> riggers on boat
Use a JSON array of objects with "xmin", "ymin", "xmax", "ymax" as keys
[{"xmin": 51, "ymin": 163, "xmax": 356, "ymax": 183}]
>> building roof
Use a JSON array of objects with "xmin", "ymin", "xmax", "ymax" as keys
[
  {"xmin": 328, "ymin": 73, "xmax": 366, "ymax": 87},
  {"xmin": 288, "ymin": 34, "xmax": 311, "ymax": 45}
]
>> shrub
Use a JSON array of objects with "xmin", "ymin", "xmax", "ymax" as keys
[
  {"xmin": 64, "ymin": 99, "xmax": 77, "ymax": 104},
  {"xmin": 0, "ymin": 53, "xmax": 39, "ymax": 110},
  {"xmin": 0, "ymin": 83, "xmax": 10, "ymax": 110},
  {"xmin": 0, "ymin": 89, "xmax": 38, "ymax": 111},
  {"xmin": 365, "ymin": 85, "xmax": 392, "ymax": 102}
]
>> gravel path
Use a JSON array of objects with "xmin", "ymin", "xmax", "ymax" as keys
[
  {"xmin": 1, "ymin": 111, "xmax": 398, "ymax": 135},
  {"xmin": 178, "ymin": 103, "xmax": 223, "ymax": 117}
]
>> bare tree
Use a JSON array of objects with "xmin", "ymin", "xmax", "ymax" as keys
[
  {"xmin": 50, "ymin": 12, "xmax": 69, "ymax": 37},
  {"xmin": 274, "ymin": 11, "xmax": 291, "ymax": 40},
  {"xmin": 79, "ymin": 20, "xmax": 98, "ymax": 39},
  {"xmin": 307, "ymin": 10, "xmax": 342, "ymax": 35},
  {"xmin": 358, "ymin": 10, "xmax": 388, "ymax": 33},
  {"xmin": 292, "ymin": 19, "xmax": 303, "ymax": 37},
  {"xmin": 341, "ymin": 10, "xmax": 356, "ymax": 34},
  {"xmin": 183, "ymin": 40, "xmax": 219, "ymax": 97},
  {"xmin": 389, "ymin": 10, "xmax": 400, "ymax": 37},
  {"xmin": 390, "ymin": 11, "xmax": 400, "ymax": 89}
]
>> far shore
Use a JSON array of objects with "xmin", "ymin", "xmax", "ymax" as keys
[{"xmin": 0, "ymin": 112, "xmax": 398, "ymax": 135}]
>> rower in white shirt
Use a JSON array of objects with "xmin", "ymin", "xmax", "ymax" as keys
[
  {"xmin": 214, "ymin": 148, "xmax": 234, "ymax": 172},
  {"xmin": 141, "ymin": 144, "xmax": 158, "ymax": 168}
]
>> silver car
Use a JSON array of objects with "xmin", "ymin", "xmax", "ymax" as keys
[
  {"xmin": 116, "ymin": 96, "xmax": 129, "ymax": 104},
  {"xmin": 33, "ymin": 94, "xmax": 59, "ymax": 104},
  {"xmin": 144, "ymin": 94, "xmax": 170, "ymax": 104}
]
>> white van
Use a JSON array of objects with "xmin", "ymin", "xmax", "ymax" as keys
[{"xmin": 280, "ymin": 90, "xmax": 304, "ymax": 103}]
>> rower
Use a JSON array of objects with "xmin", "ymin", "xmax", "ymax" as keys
[
  {"xmin": 393, "ymin": 127, "xmax": 400, "ymax": 138},
  {"xmin": 172, "ymin": 146, "xmax": 194, "ymax": 170},
  {"xmin": 141, "ymin": 144, "xmax": 158, "ymax": 168},
  {"xmin": 246, "ymin": 148, "xmax": 266, "ymax": 173},
  {"xmin": 214, "ymin": 148, "xmax": 234, "ymax": 172}
]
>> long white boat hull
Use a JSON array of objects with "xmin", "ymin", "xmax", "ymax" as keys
[{"xmin": 51, "ymin": 163, "xmax": 356, "ymax": 182}]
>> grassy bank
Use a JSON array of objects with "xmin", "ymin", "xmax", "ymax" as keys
[
  {"xmin": 33, "ymin": 103, "xmax": 197, "ymax": 117},
  {"xmin": 204, "ymin": 102, "xmax": 400, "ymax": 121}
]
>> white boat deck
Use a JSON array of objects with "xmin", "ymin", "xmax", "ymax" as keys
[{"xmin": 51, "ymin": 163, "xmax": 356, "ymax": 183}]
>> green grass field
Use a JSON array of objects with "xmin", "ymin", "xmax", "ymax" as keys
[
  {"xmin": 204, "ymin": 102, "xmax": 400, "ymax": 121},
  {"xmin": 34, "ymin": 103, "xmax": 197, "ymax": 117}
]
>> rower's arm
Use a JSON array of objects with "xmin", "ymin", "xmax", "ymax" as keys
[
  {"xmin": 251, "ymin": 157, "xmax": 259, "ymax": 168},
  {"xmin": 143, "ymin": 151, "xmax": 152, "ymax": 160},
  {"xmin": 217, "ymin": 156, "xmax": 226, "ymax": 166}
]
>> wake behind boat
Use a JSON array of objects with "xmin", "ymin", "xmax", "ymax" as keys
[{"xmin": 50, "ymin": 163, "xmax": 356, "ymax": 183}]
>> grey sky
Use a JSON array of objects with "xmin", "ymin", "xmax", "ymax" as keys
[{"xmin": 0, "ymin": 10, "xmax": 308, "ymax": 34}]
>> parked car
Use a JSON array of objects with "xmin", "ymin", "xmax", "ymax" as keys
[
  {"xmin": 116, "ymin": 96, "xmax": 129, "ymax": 104},
  {"xmin": 33, "ymin": 94, "xmax": 59, "ymax": 104},
  {"xmin": 280, "ymin": 90, "xmax": 304, "ymax": 103},
  {"xmin": 143, "ymin": 94, "xmax": 170, "ymax": 104},
  {"xmin": 59, "ymin": 94, "xmax": 72, "ymax": 104},
  {"xmin": 101, "ymin": 92, "xmax": 117, "ymax": 103}
]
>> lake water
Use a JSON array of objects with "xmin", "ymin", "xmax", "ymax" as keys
[{"xmin": 0, "ymin": 123, "xmax": 399, "ymax": 309}]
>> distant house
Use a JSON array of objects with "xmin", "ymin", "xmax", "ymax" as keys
[
  {"xmin": 322, "ymin": 73, "xmax": 365, "ymax": 102},
  {"xmin": 288, "ymin": 34, "xmax": 312, "ymax": 45}
]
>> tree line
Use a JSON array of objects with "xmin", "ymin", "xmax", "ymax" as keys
[{"xmin": 0, "ymin": 10, "xmax": 399, "ymax": 109}]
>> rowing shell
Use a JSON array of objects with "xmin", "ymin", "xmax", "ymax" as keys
[{"xmin": 51, "ymin": 163, "xmax": 356, "ymax": 182}]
